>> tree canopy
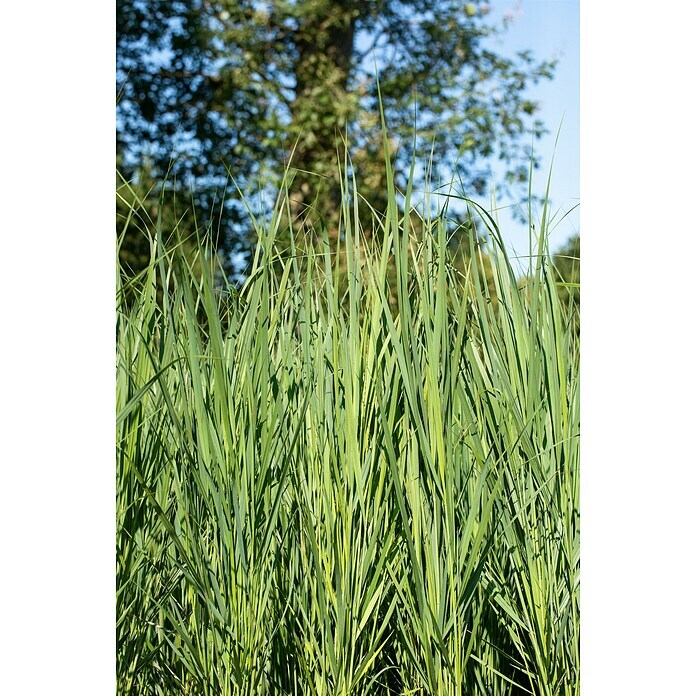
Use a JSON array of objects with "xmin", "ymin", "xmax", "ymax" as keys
[{"xmin": 117, "ymin": 0, "xmax": 556, "ymax": 272}]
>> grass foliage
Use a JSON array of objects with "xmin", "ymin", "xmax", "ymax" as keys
[{"xmin": 117, "ymin": 149, "xmax": 579, "ymax": 694}]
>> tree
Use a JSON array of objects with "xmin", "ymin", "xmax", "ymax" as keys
[{"xmin": 117, "ymin": 0, "xmax": 555, "ymax": 272}]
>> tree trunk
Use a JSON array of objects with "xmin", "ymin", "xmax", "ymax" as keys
[{"xmin": 289, "ymin": 3, "xmax": 357, "ymax": 234}]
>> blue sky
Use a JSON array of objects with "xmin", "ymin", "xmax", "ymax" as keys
[{"xmin": 484, "ymin": 0, "xmax": 579, "ymax": 256}]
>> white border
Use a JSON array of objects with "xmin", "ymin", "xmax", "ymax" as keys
[
  {"xmin": 0, "ymin": 1, "xmax": 115, "ymax": 692},
  {"xmin": 582, "ymin": 1, "xmax": 696, "ymax": 692}
]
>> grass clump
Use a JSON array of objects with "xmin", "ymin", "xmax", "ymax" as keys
[{"xmin": 117, "ymin": 150, "xmax": 579, "ymax": 694}]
